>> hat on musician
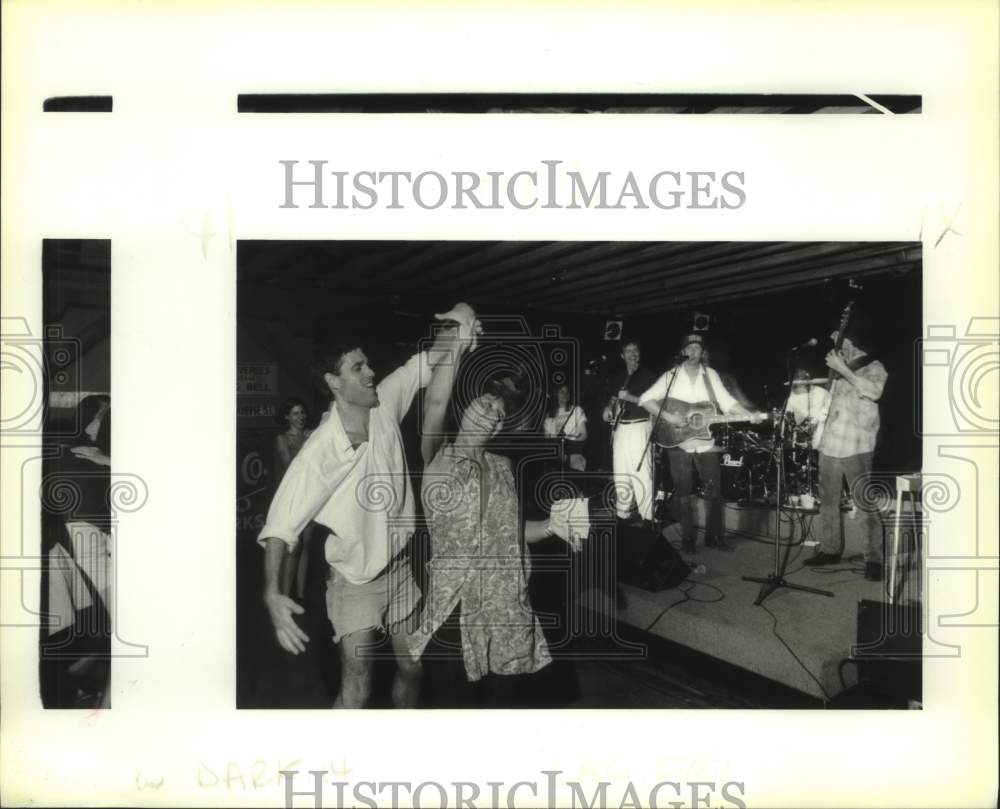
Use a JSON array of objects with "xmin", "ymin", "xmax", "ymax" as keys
[{"xmin": 681, "ymin": 333, "xmax": 704, "ymax": 349}]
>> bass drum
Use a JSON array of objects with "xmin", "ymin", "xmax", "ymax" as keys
[
  {"xmin": 720, "ymin": 449, "xmax": 749, "ymax": 501},
  {"xmin": 722, "ymin": 447, "xmax": 773, "ymax": 503}
]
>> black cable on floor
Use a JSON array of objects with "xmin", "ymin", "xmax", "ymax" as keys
[
  {"xmin": 644, "ymin": 581, "xmax": 725, "ymax": 632},
  {"xmin": 759, "ymin": 600, "xmax": 833, "ymax": 704}
]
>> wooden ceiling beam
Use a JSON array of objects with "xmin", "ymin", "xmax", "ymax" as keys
[
  {"xmin": 443, "ymin": 241, "xmax": 602, "ymax": 289},
  {"xmin": 526, "ymin": 241, "xmax": 793, "ymax": 306},
  {"xmin": 393, "ymin": 241, "xmax": 541, "ymax": 287},
  {"xmin": 549, "ymin": 242, "xmax": 915, "ymax": 310},
  {"xmin": 466, "ymin": 241, "xmax": 707, "ymax": 298},
  {"xmin": 623, "ymin": 256, "xmax": 920, "ymax": 314}
]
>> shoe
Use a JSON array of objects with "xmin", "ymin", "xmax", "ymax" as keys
[
  {"xmin": 705, "ymin": 534, "xmax": 735, "ymax": 552},
  {"xmin": 803, "ymin": 551, "xmax": 841, "ymax": 567},
  {"xmin": 864, "ymin": 562, "xmax": 884, "ymax": 582}
]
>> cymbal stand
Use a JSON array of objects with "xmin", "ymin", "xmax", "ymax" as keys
[{"xmin": 743, "ymin": 358, "xmax": 834, "ymax": 605}]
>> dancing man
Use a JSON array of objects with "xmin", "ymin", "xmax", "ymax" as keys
[
  {"xmin": 639, "ymin": 333, "xmax": 759, "ymax": 554},
  {"xmin": 803, "ymin": 319, "xmax": 887, "ymax": 581},
  {"xmin": 602, "ymin": 340, "xmax": 657, "ymax": 526},
  {"xmin": 257, "ymin": 304, "xmax": 478, "ymax": 708}
]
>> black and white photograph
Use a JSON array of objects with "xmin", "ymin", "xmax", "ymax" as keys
[
  {"xmin": 37, "ymin": 240, "xmax": 113, "ymax": 709},
  {"xmin": 236, "ymin": 239, "xmax": 923, "ymax": 710},
  {"xmin": 2, "ymin": 2, "xmax": 997, "ymax": 807}
]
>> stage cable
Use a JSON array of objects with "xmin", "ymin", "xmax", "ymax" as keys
[
  {"xmin": 758, "ymin": 601, "xmax": 833, "ymax": 703},
  {"xmin": 643, "ymin": 581, "xmax": 725, "ymax": 633}
]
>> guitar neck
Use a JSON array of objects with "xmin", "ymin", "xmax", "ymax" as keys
[{"xmin": 706, "ymin": 414, "xmax": 757, "ymax": 426}]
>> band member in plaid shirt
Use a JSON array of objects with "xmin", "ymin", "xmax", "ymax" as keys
[{"xmin": 803, "ymin": 317, "xmax": 888, "ymax": 581}]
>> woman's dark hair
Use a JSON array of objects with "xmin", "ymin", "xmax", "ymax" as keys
[
  {"xmin": 275, "ymin": 396, "xmax": 309, "ymax": 426},
  {"xmin": 75, "ymin": 394, "xmax": 110, "ymax": 443},
  {"xmin": 486, "ymin": 372, "xmax": 530, "ymax": 421},
  {"xmin": 546, "ymin": 383, "xmax": 575, "ymax": 418},
  {"xmin": 441, "ymin": 373, "xmax": 525, "ymax": 440},
  {"xmin": 95, "ymin": 410, "xmax": 111, "ymax": 456}
]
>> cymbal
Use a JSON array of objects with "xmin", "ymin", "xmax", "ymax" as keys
[{"xmin": 783, "ymin": 377, "xmax": 829, "ymax": 386}]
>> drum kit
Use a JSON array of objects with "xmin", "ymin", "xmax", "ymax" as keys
[{"xmin": 717, "ymin": 377, "xmax": 828, "ymax": 507}]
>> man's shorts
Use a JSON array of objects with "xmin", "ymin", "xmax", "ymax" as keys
[{"xmin": 325, "ymin": 553, "xmax": 421, "ymax": 643}]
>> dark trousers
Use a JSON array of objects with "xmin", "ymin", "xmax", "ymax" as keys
[
  {"xmin": 667, "ymin": 448, "xmax": 723, "ymax": 544},
  {"xmin": 817, "ymin": 451, "xmax": 882, "ymax": 562}
]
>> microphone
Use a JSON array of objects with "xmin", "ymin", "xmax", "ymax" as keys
[{"xmin": 790, "ymin": 337, "xmax": 818, "ymax": 352}]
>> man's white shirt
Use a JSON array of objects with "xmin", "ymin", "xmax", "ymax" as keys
[{"xmin": 258, "ymin": 352, "xmax": 432, "ymax": 585}]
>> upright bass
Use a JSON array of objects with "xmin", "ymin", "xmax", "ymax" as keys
[{"xmin": 813, "ymin": 298, "xmax": 855, "ymax": 448}]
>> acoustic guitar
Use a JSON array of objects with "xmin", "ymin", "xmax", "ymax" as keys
[{"xmin": 653, "ymin": 398, "xmax": 767, "ymax": 449}]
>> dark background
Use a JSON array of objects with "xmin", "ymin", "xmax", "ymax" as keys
[{"xmin": 235, "ymin": 240, "xmax": 921, "ymax": 708}]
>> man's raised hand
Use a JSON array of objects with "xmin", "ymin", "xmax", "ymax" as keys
[{"xmin": 434, "ymin": 302, "xmax": 481, "ymax": 353}]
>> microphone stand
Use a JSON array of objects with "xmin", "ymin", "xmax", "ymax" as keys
[
  {"xmin": 637, "ymin": 358, "xmax": 681, "ymax": 472},
  {"xmin": 743, "ymin": 353, "xmax": 834, "ymax": 605},
  {"xmin": 555, "ymin": 406, "xmax": 574, "ymax": 485}
]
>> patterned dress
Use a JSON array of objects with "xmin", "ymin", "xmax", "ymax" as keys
[{"xmin": 410, "ymin": 445, "xmax": 551, "ymax": 681}]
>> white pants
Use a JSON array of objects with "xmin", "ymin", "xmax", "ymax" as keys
[
  {"xmin": 612, "ymin": 421, "xmax": 654, "ymax": 520},
  {"xmin": 47, "ymin": 522, "xmax": 113, "ymax": 635}
]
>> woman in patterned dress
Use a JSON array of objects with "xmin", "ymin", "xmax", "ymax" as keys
[{"xmin": 410, "ymin": 317, "xmax": 582, "ymax": 698}]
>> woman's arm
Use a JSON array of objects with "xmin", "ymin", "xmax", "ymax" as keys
[
  {"xmin": 274, "ymin": 434, "xmax": 292, "ymax": 481},
  {"xmin": 524, "ymin": 519, "xmax": 553, "ymax": 544},
  {"xmin": 420, "ymin": 327, "xmax": 477, "ymax": 465},
  {"xmin": 69, "ymin": 446, "xmax": 111, "ymax": 466},
  {"xmin": 527, "ymin": 515, "xmax": 584, "ymax": 552}
]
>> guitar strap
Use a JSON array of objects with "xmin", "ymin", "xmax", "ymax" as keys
[
  {"xmin": 830, "ymin": 353, "xmax": 878, "ymax": 397},
  {"xmin": 612, "ymin": 370, "xmax": 635, "ymax": 431},
  {"xmin": 557, "ymin": 406, "xmax": 576, "ymax": 437},
  {"xmin": 847, "ymin": 353, "xmax": 877, "ymax": 373},
  {"xmin": 700, "ymin": 365, "xmax": 723, "ymax": 414}
]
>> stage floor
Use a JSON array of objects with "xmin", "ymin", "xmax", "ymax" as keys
[{"xmin": 583, "ymin": 501, "xmax": 922, "ymax": 703}]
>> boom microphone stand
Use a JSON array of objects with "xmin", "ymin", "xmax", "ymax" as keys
[
  {"xmin": 637, "ymin": 355, "xmax": 683, "ymax": 473},
  {"xmin": 743, "ymin": 356, "xmax": 834, "ymax": 605}
]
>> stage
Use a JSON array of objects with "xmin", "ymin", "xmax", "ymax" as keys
[{"xmin": 582, "ymin": 498, "xmax": 922, "ymax": 703}]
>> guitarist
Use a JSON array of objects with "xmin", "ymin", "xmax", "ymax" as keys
[
  {"xmin": 638, "ymin": 333, "xmax": 760, "ymax": 554},
  {"xmin": 803, "ymin": 316, "xmax": 887, "ymax": 581},
  {"xmin": 601, "ymin": 340, "xmax": 657, "ymax": 525}
]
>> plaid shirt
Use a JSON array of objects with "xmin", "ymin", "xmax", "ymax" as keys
[{"xmin": 817, "ymin": 355, "xmax": 887, "ymax": 458}]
